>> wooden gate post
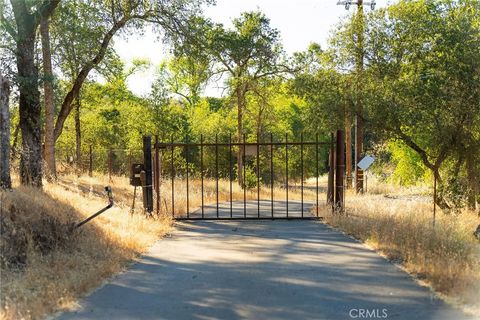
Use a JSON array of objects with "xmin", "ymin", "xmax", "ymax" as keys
[
  {"xmin": 142, "ymin": 136, "xmax": 153, "ymax": 214},
  {"xmin": 335, "ymin": 130, "xmax": 345, "ymax": 212}
]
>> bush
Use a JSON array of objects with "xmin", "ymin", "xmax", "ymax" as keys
[{"xmin": 243, "ymin": 165, "xmax": 261, "ymax": 189}]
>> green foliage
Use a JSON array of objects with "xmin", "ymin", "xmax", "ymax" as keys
[
  {"xmin": 386, "ymin": 140, "xmax": 427, "ymax": 186},
  {"xmin": 243, "ymin": 165, "xmax": 260, "ymax": 189}
]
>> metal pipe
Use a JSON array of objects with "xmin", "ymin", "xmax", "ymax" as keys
[
  {"xmin": 156, "ymin": 141, "xmax": 330, "ymax": 147},
  {"xmin": 75, "ymin": 186, "xmax": 114, "ymax": 229}
]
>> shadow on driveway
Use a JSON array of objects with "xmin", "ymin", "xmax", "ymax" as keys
[{"xmin": 59, "ymin": 208, "xmax": 472, "ymax": 320}]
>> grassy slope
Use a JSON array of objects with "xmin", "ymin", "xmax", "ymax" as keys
[
  {"xmin": 0, "ymin": 174, "xmax": 315, "ymax": 320},
  {"xmin": 321, "ymin": 178, "xmax": 480, "ymax": 315},
  {"xmin": 0, "ymin": 177, "xmax": 171, "ymax": 320}
]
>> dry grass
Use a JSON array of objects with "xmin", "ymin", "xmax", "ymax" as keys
[
  {"xmin": 0, "ymin": 173, "xmax": 318, "ymax": 320},
  {"xmin": 321, "ymin": 176, "xmax": 480, "ymax": 314},
  {"xmin": 0, "ymin": 176, "xmax": 171, "ymax": 320},
  {"xmin": 60, "ymin": 173, "xmax": 320, "ymax": 217},
  {"xmin": 3, "ymin": 172, "xmax": 478, "ymax": 319}
]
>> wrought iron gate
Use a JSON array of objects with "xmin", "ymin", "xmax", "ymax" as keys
[{"xmin": 155, "ymin": 133, "xmax": 333, "ymax": 220}]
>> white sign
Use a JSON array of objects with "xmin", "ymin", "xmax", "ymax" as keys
[{"xmin": 357, "ymin": 155, "xmax": 375, "ymax": 171}]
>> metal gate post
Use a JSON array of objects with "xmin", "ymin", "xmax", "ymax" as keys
[
  {"xmin": 327, "ymin": 133, "xmax": 335, "ymax": 206},
  {"xmin": 143, "ymin": 136, "xmax": 154, "ymax": 214},
  {"xmin": 154, "ymin": 135, "xmax": 160, "ymax": 215},
  {"xmin": 335, "ymin": 130, "xmax": 345, "ymax": 212}
]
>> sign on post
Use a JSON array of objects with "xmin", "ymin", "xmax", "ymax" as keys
[{"xmin": 357, "ymin": 155, "xmax": 375, "ymax": 171}]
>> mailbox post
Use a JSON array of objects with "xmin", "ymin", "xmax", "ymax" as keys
[
  {"xmin": 143, "ymin": 136, "xmax": 154, "ymax": 213},
  {"xmin": 129, "ymin": 136, "xmax": 155, "ymax": 214}
]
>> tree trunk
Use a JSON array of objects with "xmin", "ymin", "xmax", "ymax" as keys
[
  {"xmin": 75, "ymin": 97, "xmax": 81, "ymax": 171},
  {"xmin": 432, "ymin": 167, "xmax": 450, "ymax": 211},
  {"xmin": 17, "ymin": 27, "xmax": 43, "ymax": 187},
  {"xmin": 236, "ymin": 86, "xmax": 245, "ymax": 187},
  {"xmin": 0, "ymin": 75, "xmax": 11, "ymax": 189},
  {"xmin": 10, "ymin": 124, "xmax": 19, "ymax": 162},
  {"xmin": 40, "ymin": 16, "xmax": 56, "ymax": 180},
  {"xmin": 10, "ymin": 0, "xmax": 60, "ymax": 187}
]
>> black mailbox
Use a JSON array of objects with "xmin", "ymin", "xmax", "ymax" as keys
[{"xmin": 130, "ymin": 163, "xmax": 144, "ymax": 186}]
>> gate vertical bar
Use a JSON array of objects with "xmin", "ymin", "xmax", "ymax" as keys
[
  {"xmin": 270, "ymin": 133, "xmax": 274, "ymax": 218},
  {"xmin": 285, "ymin": 133, "xmax": 289, "ymax": 218},
  {"xmin": 200, "ymin": 134, "xmax": 204, "ymax": 218},
  {"xmin": 229, "ymin": 134, "xmax": 233, "ymax": 218},
  {"xmin": 185, "ymin": 136, "xmax": 189, "ymax": 218},
  {"xmin": 257, "ymin": 132, "xmax": 260, "ymax": 218},
  {"xmin": 243, "ymin": 133, "xmax": 246, "ymax": 218},
  {"xmin": 171, "ymin": 135, "xmax": 175, "ymax": 217},
  {"xmin": 328, "ymin": 133, "xmax": 335, "ymax": 212},
  {"xmin": 335, "ymin": 130, "xmax": 345, "ymax": 211},
  {"xmin": 301, "ymin": 132, "xmax": 304, "ymax": 217},
  {"xmin": 155, "ymin": 135, "xmax": 160, "ymax": 215},
  {"xmin": 215, "ymin": 134, "xmax": 219, "ymax": 218},
  {"xmin": 316, "ymin": 134, "xmax": 319, "ymax": 217}
]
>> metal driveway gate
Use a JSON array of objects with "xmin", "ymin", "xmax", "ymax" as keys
[{"xmin": 154, "ymin": 133, "xmax": 333, "ymax": 220}]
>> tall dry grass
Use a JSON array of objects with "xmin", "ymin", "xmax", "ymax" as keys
[
  {"xmin": 60, "ymin": 173, "xmax": 320, "ymax": 217},
  {"xmin": 1, "ymin": 173, "xmax": 319, "ymax": 320},
  {"xmin": 0, "ymin": 177, "xmax": 171, "ymax": 320},
  {"xmin": 321, "ymin": 176, "xmax": 480, "ymax": 314}
]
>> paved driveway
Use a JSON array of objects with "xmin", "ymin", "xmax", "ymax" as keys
[{"xmin": 59, "ymin": 202, "xmax": 471, "ymax": 320}]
